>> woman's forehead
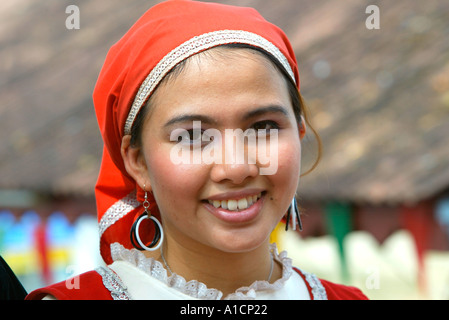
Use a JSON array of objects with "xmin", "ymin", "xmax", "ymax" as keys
[{"xmin": 147, "ymin": 49, "xmax": 291, "ymax": 119}]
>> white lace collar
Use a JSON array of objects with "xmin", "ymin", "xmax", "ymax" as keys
[{"xmin": 108, "ymin": 242, "xmax": 294, "ymax": 300}]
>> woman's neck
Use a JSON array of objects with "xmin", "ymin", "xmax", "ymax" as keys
[{"xmin": 146, "ymin": 233, "xmax": 282, "ymax": 297}]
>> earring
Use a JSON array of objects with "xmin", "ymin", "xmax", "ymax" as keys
[
  {"xmin": 130, "ymin": 188, "xmax": 164, "ymax": 251},
  {"xmin": 285, "ymin": 198, "xmax": 303, "ymax": 231}
]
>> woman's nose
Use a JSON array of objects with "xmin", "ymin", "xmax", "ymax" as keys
[
  {"xmin": 210, "ymin": 161, "xmax": 259, "ymax": 185},
  {"xmin": 209, "ymin": 132, "xmax": 259, "ymax": 184}
]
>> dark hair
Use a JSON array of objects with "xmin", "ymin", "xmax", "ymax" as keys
[{"xmin": 129, "ymin": 44, "xmax": 322, "ymax": 175}]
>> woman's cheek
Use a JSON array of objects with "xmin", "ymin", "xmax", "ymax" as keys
[
  {"xmin": 274, "ymin": 140, "xmax": 301, "ymax": 183},
  {"xmin": 146, "ymin": 146, "xmax": 206, "ymax": 193}
]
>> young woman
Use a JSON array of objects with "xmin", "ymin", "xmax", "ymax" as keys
[{"xmin": 27, "ymin": 0, "xmax": 367, "ymax": 300}]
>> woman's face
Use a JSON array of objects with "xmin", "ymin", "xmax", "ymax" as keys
[{"xmin": 133, "ymin": 49, "xmax": 304, "ymax": 253}]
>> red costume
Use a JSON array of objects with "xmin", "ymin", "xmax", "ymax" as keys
[{"xmin": 27, "ymin": 268, "xmax": 367, "ymax": 300}]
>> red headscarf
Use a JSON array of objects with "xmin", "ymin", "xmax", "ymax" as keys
[{"xmin": 93, "ymin": 0, "xmax": 299, "ymax": 264}]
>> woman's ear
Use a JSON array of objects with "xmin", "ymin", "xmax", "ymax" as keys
[
  {"xmin": 299, "ymin": 115, "xmax": 306, "ymax": 140},
  {"xmin": 121, "ymin": 135, "xmax": 150, "ymax": 190}
]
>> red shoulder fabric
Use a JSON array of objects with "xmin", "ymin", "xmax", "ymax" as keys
[
  {"xmin": 293, "ymin": 267, "xmax": 368, "ymax": 300},
  {"xmin": 319, "ymin": 278, "xmax": 369, "ymax": 300},
  {"xmin": 25, "ymin": 271, "xmax": 112, "ymax": 300},
  {"xmin": 26, "ymin": 267, "xmax": 368, "ymax": 300}
]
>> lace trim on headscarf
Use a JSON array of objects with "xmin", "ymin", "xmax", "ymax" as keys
[{"xmin": 98, "ymin": 191, "xmax": 140, "ymax": 238}]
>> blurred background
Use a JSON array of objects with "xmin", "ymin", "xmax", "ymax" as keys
[{"xmin": 1, "ymin": 0, "xmax": 448, "ymax": 299}]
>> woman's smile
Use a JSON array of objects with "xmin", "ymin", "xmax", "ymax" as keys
[
  {"xmin": 203, "ymin": 190, "xmax": 266, "ymax": 223},
  {"xmin": 206, "ymin": 191, "xmax": 263, "ymax": 211}
]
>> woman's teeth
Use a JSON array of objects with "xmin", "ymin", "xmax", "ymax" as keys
[{"xmin": 207, "ymin": 193, "xmax": 262, "ymax": 211}]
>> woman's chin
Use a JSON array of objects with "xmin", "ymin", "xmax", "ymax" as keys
[{"xmin": 205, "ymin": 228, "xmax": 271, "ymax": 254}]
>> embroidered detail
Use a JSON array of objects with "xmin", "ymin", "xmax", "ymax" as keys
[
  {"xmin": 124, "ymin": 29, "xmax": 296, "ymax": 135},
  {"xmin": 110, "ymin": 242, "xmax": 294, "ymax": 300},
  {"xmin": 300, "ymin": 269, "xmax": 328, "ymax": 300},
  {"xmin": 96, "ymin": 266, "xmax": 132, "ymax": 300},
  {"xmin": 98, "ymin": 191, "xmax": 140, "ymax": 238}
]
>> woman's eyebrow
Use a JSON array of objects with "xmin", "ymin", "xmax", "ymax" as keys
[
  {"xmin": 164, "ymin": 105, "xmax": 289, "ymax": 128},
  {"xmin": 164, "ymin": 114, "xmax": 217, "ymax": 128},
  {"xmin": 242, "ymin": 105, "xmax": 290, "ymax": 121}
]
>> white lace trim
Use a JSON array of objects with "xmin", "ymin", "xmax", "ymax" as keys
[
  {"xmin": 96, "ymin": 266, "xmax": 132, "ymax": 300},
  {"xmin": 299, "ymin": 268, "xmax": 328, "ymax": 300},
  {"xmin": 98, "ymin": 191, "xmax": 140, "ymax": 238},
  {"xmin": 124, "ymin": 29, "xmax": 296, "ymax": 135},
  {"xmin": 109, "ymin": 242, "xmax": 294, "ymax": 300}
]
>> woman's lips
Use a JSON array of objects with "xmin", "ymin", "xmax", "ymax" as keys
[
  {"xmin": 203, "ymin": 191, "xmax": 265, "ymax": 223},
  {"xmin": 207, "ymin": 192, "xmax": 263, "ymax": 211}
]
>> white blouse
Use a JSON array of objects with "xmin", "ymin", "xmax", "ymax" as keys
[
  {"xmin": 93, "ymin": 243, "xmax": 324, "ymax": 300},
  {"xmin": 44, "ymin": 242, "xmax": 328, "ymax": 300}
]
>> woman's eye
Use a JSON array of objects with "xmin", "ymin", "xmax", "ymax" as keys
[
  {"xmin": 252, "ymin": 120, "xmax": 280, "ymax": 131},
  {"xmin": 186, "ymin": 129, "xmax": 202, "ymax": 142},
  {"xmin": 176, "ymin": 129, "xmax": 213, "ymax": 146}
]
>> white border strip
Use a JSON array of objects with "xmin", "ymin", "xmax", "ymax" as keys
[{"xmin": 98, "ymin": 191, "xmax": 140, "ymax": 238}]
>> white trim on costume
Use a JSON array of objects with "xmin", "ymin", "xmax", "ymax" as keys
[{"xmin": 98, "ymin": 191, "xmax": 140, "ymax": 238}]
